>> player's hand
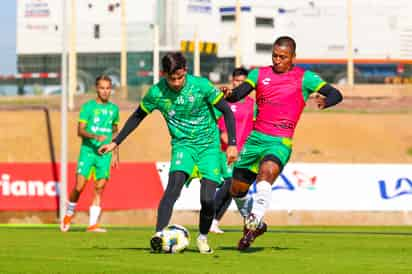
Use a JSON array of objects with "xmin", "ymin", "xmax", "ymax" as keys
[
  {"xmin": 95, "ymin": 135, "xmax": 107, "ymax": 142},
  {"xmin": 98, "ymin": 142, "xmax": 117, "ymax": 155},
  {"xmin": 220, "ymin": 86, "xmax": 233, "ymax": 98},
  {"xmin": 314, "ymin": 94, "xmax": 326, "ymax": 109},
  {"xmin": 220, "ymin": 132, "xmax": 228, "ymax": 145},
  {"xmin": 226, "ymin": 145, "xmax": 238, "ymax": 165},
  {"xmin": 111, "ymin": 148, "xmax": 119, "ymax": 168}
]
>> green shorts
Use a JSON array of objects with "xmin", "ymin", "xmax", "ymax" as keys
[
  {"xmin": 170, "ymin": 143, "xmax": 222, "ymax": 184},
  {"xmin": 235, "ymin": 130, "xmax": 292, "ymax": 174},
  {"xmin": 77, "ymin": 145, "xmax": 112, "ymax": 180},
  {"xmin": 219, "ymin": 151, "xmax": 233, "ymax": 180}
]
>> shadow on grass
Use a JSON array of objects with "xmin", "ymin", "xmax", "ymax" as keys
[{"xmin": 219, "ymin": 246, "xmax": 264, "ymax": 253}]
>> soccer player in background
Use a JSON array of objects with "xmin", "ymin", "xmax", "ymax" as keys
[
  {"xmin": 210, "ymin": 67, "xmax": 256, "ymax": 234},
  {"xmin": 98, "ymin": 52, "xmax": 237, "ymax": 254},
  {"xmin": 225, "ymin": 36, "xmax": 343, "ymax": 250},
  {"xmin": 60, "ymin": 75, "xmax": 120, "ymax": 233}
]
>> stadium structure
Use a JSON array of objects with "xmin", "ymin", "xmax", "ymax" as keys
[{"xmin": 15, "ymin": 0, "xmax": 412, "ymax": 93}]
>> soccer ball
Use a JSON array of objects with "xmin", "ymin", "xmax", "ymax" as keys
[{"xmin": 160, "ymin": 224, "xmax": 190, "ymax": 253}]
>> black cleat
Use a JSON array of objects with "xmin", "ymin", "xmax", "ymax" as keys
[{"xmin": 150, "ymin": 235, "xmax": 163, "ymax": 253}]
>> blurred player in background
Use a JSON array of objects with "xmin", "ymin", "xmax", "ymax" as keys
[
  {"xmin": 98, "ymin": 52, "xmax": 237, "ymax": 254},
  {"xmin": 225, "ymin": 36, "xmax": 343, "ymax": 250},
  {"xmin": 60, "ymin": 75, "xmax": 119, "ymax": 233},
  {"xmin": 210, "ymin": 67, "xmax": 256, "ymax": 234}
]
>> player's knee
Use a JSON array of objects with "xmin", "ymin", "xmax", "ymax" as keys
[
  {"xmin": 200, "ymin": 197, "xmax": 215, "ymax": 215},
  {"xmin": 230, "ymin": 181, "xmax": 250, "ymax": 198}
]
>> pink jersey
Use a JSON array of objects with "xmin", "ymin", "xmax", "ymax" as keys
[
  {"xmin": 254, "ymin": 66, "xmax": 305, "ymax": 138},
  {"xmin": 218, "ymin": 96, "xmax": 255, "ymax": 151}
]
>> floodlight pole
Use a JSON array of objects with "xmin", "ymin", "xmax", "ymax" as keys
[
  {"xmin": 235, "ymin": 0, "xmax": 242, "ymax": 68},
  {"xmin": 60, "ymin": 0, "xmax": 69, "ymax": 221},
  {"xmin": 347, "ymin": 0, "xmax": 354, "ymax": 86},
  {"xmin": 153, "ymin": 24, "xmax": 160, "ymax": 84},
  {"xmin": 121, "ymin": 0, "xmax": 128, "ymax": 99}
]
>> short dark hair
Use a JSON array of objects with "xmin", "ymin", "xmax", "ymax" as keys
[
  {"xmin": 232, "ymin": 67, "xmax": 249, "ymax": 78},
  {"xmin": 95, "ymin": 75, "xmax": 112, "ymax": 86},
  {"xmin": 274, "ymin": 36, "xmax": 296, "ymax": 54},
  {"xmin": 162, "ymin": 52, "xmax": 187, "ymax": 74}
]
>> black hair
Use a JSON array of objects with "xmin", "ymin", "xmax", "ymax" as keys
[
  {"xmin": 232, "ymin": 67, "xmax": 249, "ymax": 78},
  {"xmin": 274, "ymin": 36, "xmax": 296, "ymax": 54},
  {"xmin": 162, "ymin": 52, "xmax": 187, "ymax": 74},
  {"xmin": 95, "ymin": 75, "xmax": 112, "ymax": 86}
]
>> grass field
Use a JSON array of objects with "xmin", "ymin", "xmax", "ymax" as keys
[{"xmin": 0, "ymin": 225, "xmax": 411, "ymax": 274}]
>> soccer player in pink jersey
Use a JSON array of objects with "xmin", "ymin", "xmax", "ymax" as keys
[
  {"xmin": 225, "ymin": 36, "xmax": 343, "ymax": 250},
  {"xmin": 210, "ymin": 68, "xmax": 256, "ymax": 234}
]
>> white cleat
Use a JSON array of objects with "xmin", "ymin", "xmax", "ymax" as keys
[
  {"xmin": 209, "ymin": 223, "xmax": 224, "ymax": 234},
  {"xmin": 197, "ymin": 237, "xmax": 213, "ymax": 254}
]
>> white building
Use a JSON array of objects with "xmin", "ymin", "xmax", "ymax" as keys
[{"xmin": 16, "ymin": 0, "xmax": 412, "ymax": 85}]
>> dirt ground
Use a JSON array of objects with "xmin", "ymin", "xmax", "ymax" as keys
[
  {"xmin": 1, "ymin": 89, "xmax": 411, "ymax": 163},
  {"xmin": 1, "ymin": 85, "xmax": 412, "ymax": 225}
]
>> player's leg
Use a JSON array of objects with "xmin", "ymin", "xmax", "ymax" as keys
[
  {"xmin": 60, "ymin": 174, "xmax": 88, "ymax": 232},
  {"xmin": 195, "ymin": 146, "xmax": 222, "ymax": 254},
  {"xmin": 86, "ymin": 152, "xmax": 112, "ymax": 232},
  {"xmin": 86, "ymin": 178, "xmax": 107, "ymax": 232},
  {"xmin": 60, "ymin": 152, "xmax": 92, "ymax": 232},
  {"xmin": 211, "ymin": 177, "xmax": 231, "ymax": 234},
  {"xmin": 197, "ymin": 178, "xmax": 217, "ymax": 253},
  {"xmin": 238, "ymin": 135, "xmax": 292, "ymax": 250},
  {"xmin": 210, "ymin": 152, "xmax": 232, "ymax": 234},
  {"xmin": 150, "ymin": 170, "xmax": 188, "ymax": 252}
]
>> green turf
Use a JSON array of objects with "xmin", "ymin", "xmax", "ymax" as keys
[{"xmin": 0, "ymin": 225, "xmax": 411, "ymax": 274}]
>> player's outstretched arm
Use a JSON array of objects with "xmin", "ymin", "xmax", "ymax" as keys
[
  {"xmin": 225, "ymin": 82, "xmax": 254, "ymax": 103},
  {"xmin": 98, "ymin": 107, "xmax": 148, "ymax": 154},
  {"xmin": 316, "ymin": 84, "xmax": 343, "ymax": 109},
  {"xmin": 214, "ymin": 98, "xmax": 238, "ymax": 164}
]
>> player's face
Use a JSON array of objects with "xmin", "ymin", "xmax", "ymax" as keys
[
  {"xmin": 166, "ymin": 68, "xmax": 187, "ymax": 92},
  {"xmin": 96, "ymin": 80, "xmax": 112, "ymax": 103},
  {"xmin": 232, "ymin": 75, "xmax": 246, "ymax": 89},
  {"xmin": 272, "ymin": 45, "xmax": 295, "ymax": 73}
]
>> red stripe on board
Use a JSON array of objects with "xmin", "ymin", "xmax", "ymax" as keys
[{"xmin": 0, "ymin": 163, "xmax": 164, "ymax": 211}]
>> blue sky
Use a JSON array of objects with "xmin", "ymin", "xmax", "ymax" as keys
[{"xmin": 0, "ymin": 1, "xmax": 16, "ymax": 74}]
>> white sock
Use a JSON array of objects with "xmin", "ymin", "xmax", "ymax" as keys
[
  {"xmin": 198, "ymin": 234, "xmax": 207, "ymax": 240},
  {"xmin": 212, "ymin": 219, "xmax": 219, "ymax": 226},
  {"xmin": 89, "ymin": 205, "xmax": 101, "ymax": 226},
  {"xmin": 251, "ymin": 181, "xmax": 272, "ymax": 221},
  {"xmin": 234, "ymin": 195, "xmax": 253, "ymax": 218},
  {"xmin": 66, "ymin": 202, "xmax": 77, "ymax": 216}
]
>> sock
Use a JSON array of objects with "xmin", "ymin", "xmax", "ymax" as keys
[
  {"xmin": 66, "ymin": 202, "xmax": 77, "ymax": 216},
  {"xmin": 251, "ymin": 181, "xmax": 272, "ymax": 221},
  {"xmin": 198, "ymin": 234, "xmax": 207, "ymax": 240},
  {"xmin": 212, "ymin": 219, "xmax": 219, "ymax": 227},
  {"xmin": 89, "ymin": 205, "xmax": 101, "ymax": 226},
  {"xmin": 234, "ymin": 195, "xmax": 253, "ymax": 218}
]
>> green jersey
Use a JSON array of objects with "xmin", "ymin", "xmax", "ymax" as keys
[
  {"xmin": 140, "ymin": 74, "xmax": 223, "ymax": 146},
  {"xmin": 79, "ymin": 99, "xmax": 120, "ymax": 150}
]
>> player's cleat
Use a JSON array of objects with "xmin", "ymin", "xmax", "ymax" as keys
[
  {"xmin": 86, "ymin": 224, "xmax": 107, "ymax": 233},
  {"xmin": 197, "ymin": 237, "xmax": 214, "ymax": 254},
  {"xmin": 60, "ymin": 214, "xmax": 73, "ymax": 232},
  {"xmin": 150, "ymin": 235, "xmax": 163, "ymax": 253},
  {"xmin": 209, "ymin": 223, "xmax": 224, "ymax": 234},
  {"xmin": 238, "ymin": 214, "xmax": 267, "ymax": 251}
]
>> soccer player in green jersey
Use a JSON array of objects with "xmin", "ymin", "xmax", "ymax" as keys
[
  {"xmin": 60, "ymin": 75, "xmax": 120, "ymax": 233},
  {"xmin": 99, "ymin": 52, "xmax": 237, "ymax": 254}
]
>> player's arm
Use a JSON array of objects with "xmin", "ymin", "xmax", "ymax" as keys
[
  {"xmin": 214, "ymin": 98, "xmax": 237, "ymax": 164},
  {"xmin": 77, "ymin": 122, "xmax": 106, "ymax": 142},
  {"xmin": 316, "ymin": 84, "xmax": 343, "ymax": 109},
  {"xmin": 98, "ymin": 107, "xmax": 148, "ymax": 154},
  {"xmin": 225, "ymin": 82, "xmax": 254, "ymax": 103}
]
